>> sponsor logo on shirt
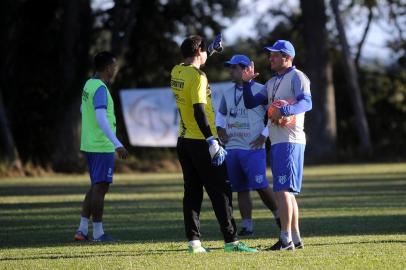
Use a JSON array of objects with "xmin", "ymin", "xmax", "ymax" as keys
[
  {"xmin": 170, "ymin": 79, "xmax": 184, "ymax": 89},
  {"xmin": 227, "ymin": 121, "xmax": 250, "ymax": 129},
  {"xmin": 228, "ymin": 131, "xmax": 250, "ymax": 138}
]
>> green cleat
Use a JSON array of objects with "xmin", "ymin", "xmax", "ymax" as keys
[
  {"xmin": 188, "ymin": 245, "xmax": 209, "ymax": 253},
  {"xmin": 224, "ymin": 241, "xmax": 258, "ymax": 253}
]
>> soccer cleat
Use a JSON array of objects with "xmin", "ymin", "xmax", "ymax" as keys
[
  {"xmin": 224, "ymin": 242, "xmax": 258, "ymax": 252},
  {"xmin": 188, "ymin": 245, "xmax": 209, "ymax": 253},
  {"xmin": 269, "ymin": 240, "xmax": 295, "ymax": 251},
  {"xmin": 238, "ymin": 227, "xmax": 254, "ymax": 236},
  {"xmin": 92, "ymin": 234, "xmax": 115, "ymax": 242},
  {"xmin": 294, "ymin": 241, "xmax": 304, "ymax": 249},
  {"xmin": 275, "ymin": 218, "xmax": 281, "ymax": 229},
  {"xmin": 74, "ymin": 231, "xmax": 88, "ymax": 241}
]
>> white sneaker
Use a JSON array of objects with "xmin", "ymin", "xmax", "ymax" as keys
[{"xmin": 188, "ymin": 245, "xmax": 208, "ymax": 253}]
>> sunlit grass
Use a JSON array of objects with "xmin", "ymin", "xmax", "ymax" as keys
[{"xmin": 1, "ymin": 163, "xmax": 406, "ymax": 269}]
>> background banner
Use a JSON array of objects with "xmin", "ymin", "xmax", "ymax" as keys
[{"xmin": 120, "ymin": 82, "xmax": 233, "ymax": 147}]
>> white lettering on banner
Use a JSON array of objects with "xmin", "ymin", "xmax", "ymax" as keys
[{"xmin": 120, "ymin": 82, "xmax": 233, "ymax": 147}]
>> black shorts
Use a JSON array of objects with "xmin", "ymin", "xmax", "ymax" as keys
[{"xmin": 176, "ymin": 137, "xmax": 229, "ymax": 185}]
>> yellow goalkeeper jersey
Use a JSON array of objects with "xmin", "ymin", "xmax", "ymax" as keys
[{"xmin": 170, "ymin": 63, "xmax": 217, "ymax": 139}]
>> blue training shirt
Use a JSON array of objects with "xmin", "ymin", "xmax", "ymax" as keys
[{"xmin": 93, "ymin": 86, "xmax": 108, "ymax": 109}]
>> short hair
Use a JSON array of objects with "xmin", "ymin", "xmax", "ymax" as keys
[
  {"xmin": 180, "ymin": 35, "xmax": 206, "ymax": 58},
  {"xmin": 93, "ymin": 51, "xmax": 116, "ymax": 72}
]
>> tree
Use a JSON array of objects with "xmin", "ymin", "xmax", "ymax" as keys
[
  {"xmin": 52, "ymin": 0, "xmax": 93, "ymax": 172},
  {"xmin": 331, "ymin": 0, "xmax": 372, "ymax": 154},
  {"xmin": 0, "ymin": 0, "xmax": 24, "ymax": 174},
  {"xmin": 0, "ymin": 0, "xmax": 240, "ymax": 172},
  {"xmin": 300, "ymin": 0, "xmax": 337, "ymax": 160}
]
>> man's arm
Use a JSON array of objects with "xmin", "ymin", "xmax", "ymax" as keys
[
  {"xmin": 93, "ymin": 86, "xmax": 128, "ymax": 159},
  {"xmin": 193, "ymin": 103, "xmax": 213, "ymax": 139},
  {"xmin": 280, "ymin": 72, "xmax": 312, "ymax": 116},
  {"xmin": 215, "ymin": 111, "xmax": 229, "ymax": 144},
  {"xmin": 279, "ymin": 94, "xmax": 312, "ymax": 116},
  {"xmin": 95, "ymin": 109, "xmax": 123, "ymax": 149},
  {"xmin": 249, "ymin": 125, "xmax": 269, "ymax": 149},
  {"xmin": 242, "ymin": 82, "xmax": 268, "ymax": 109}
]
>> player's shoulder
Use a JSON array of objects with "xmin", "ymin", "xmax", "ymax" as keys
[
  {"xmin": 292, "ymin": 68, "xmax": 310, "ymax": 83},
  {"xmin": 171, "ymin": 64, "xmax": 183, "ymax": 75},
  {"xmin": 84, "ymin": 78, "xmax": 106, "ymax": 92},
  {"xmin": 172, "ymin": 64, "xmax": 206, "ymax": 80},
  {"xmin": 190, "ymin": 66, "xmax": 207, "ymax": 79},
  {"xmin": 251, "ymin": 81, "xmax": 264, "ymax": 89},
  {"xmin": 264, "ymin": 77, "xmax": 276, "ymax": 87},
  {"xmin": 223, "ymin": 83, "xmax": 235, "ymax": 93}
]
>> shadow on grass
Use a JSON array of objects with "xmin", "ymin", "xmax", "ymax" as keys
[
  {"xmin": 1, "ymin": 170, "xmax": 406, "ymax": 249},
  {"xmin": 1, "ymin": 207, "xmax": 406, "ymax": 249},
  {"xmin": 0, "ymin": 247, "xmax": 187, "ymax": 261},
  {"xmin": 309, "ymin": 239, "xmax": 406, "ymax": 247},
  {"xmin": 0, "ymin": 181, "xmax": 183, "ymax": 197}
]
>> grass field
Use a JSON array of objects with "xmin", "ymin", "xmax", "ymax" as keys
[{"xmin": 1, "ymin": 163, "xmax": 406, "ymax": 269}]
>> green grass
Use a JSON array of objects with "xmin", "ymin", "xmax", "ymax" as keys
[{"xmin": 1, "ymin": 163, "xmax": 406, "ymax": 269}]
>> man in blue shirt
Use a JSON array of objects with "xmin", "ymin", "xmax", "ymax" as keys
[{"xmin": 241, "ymin": 40, "xmax": 312, "ymax": 250}]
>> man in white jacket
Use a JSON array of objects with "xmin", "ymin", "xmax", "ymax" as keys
[{"xmin": 216, "ymin": 54, "xmax": 280, "ymax": 236}]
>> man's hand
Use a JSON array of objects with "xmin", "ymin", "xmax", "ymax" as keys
[
  {"xmin": 269, "ymin": 108, "xmax": 282, "ymax": 125},
  {"xmin": 116, "ymin": 147, "xmax": 129, "ymax": 159},
  {"xmin": 217, "ymin": 127, "xmax": 229, "ymax": 144},
  {"xmin": 249, "ymin": 134, "xmax": 266, "ymax": 149},
  {"xmin": 207, "ymin": 33, "xmax": 223, "ymax": 56},
  {"xmin": 206, "ymin": 137, "xmax": 227, "ymax": 166},
  {"xmin": 242, "ymin": 61, "xmax": 259, "ymax": 82}
]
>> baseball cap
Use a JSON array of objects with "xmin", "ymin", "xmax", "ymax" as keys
[
  {"xmin": 224, "ymin": 54, "xmax": 251, "ymax": 67},
  {"xmin": 264, "ymin": 40, "xmax": 295, "ymax": 58}
]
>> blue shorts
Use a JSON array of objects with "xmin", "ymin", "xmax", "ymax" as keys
[
  {"xmin": 225, "ymin": 149, "xmax": 269, "ymax": 192},
  {"xmin": 270, "ymin": 143, "xmax": 305, "ymax": 194},
  {"xmin": 84, "ymin": 152, "xmax": 115, "ymax": 184}
]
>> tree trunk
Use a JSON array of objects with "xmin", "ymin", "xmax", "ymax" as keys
[
  {"xmin": 109, "ymin": 0, "xmax": 138, "ymax": 149},
  {"xmin": 52, "ymin": 0, "xmax": 92, "ymax": 172},
  {"xmin": 0, "ymin": 90, "xmax": 23, "ymax": 174},
  {"xmin": 331, "ymin": 0, "xmax": 372, "ymax": 154},
  {"xmin": 0, "ymin": 1, "xmax": 24, "ymax": 174},
  {"xmin": 300, "ymin": 0, "xmax": 337, "ymax": 161}
]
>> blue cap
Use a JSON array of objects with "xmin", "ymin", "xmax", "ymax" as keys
[
  {"xmin": 264, "ymin": 40, "xmax": 295, "ymax": 58},
  {"xmin": 224, "ymin": 54, "xmax": 251, "ymax": 67}
]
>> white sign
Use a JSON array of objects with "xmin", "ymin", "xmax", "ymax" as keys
[{"xmin": 120, "ymin": 82, "xmax": 233, "ymax": 147}]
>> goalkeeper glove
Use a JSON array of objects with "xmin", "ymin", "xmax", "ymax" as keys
[
  {"xmin": 207, "ymin": 33, "xmax": 223, "ymax": 56},
  {"xmin": 206, "ymin": 136, "xmax": 227, "ymax": 166}
]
